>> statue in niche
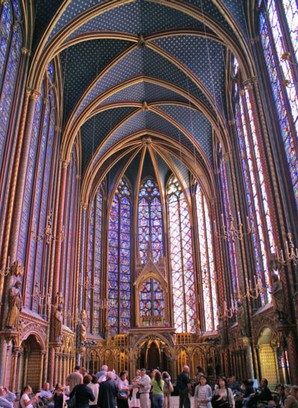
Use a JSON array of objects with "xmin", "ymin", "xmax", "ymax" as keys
[
  {"xmin": 52, "ymin": 305, "xmax": 63, "ymax": 342},
  {"xmin": 5, "ymin": 280, "xmax": 23, "ymax": 329},
  {"xmin": 79, "ymin": 309, "xmax": 88, "ymax": 345},
  {"xmin": 270, "ymin": 272, "xmax": 286, "ymax": 321},
  {"xmin": 236, "ymin": 301, "xmax": 246, "ymax": 336}
]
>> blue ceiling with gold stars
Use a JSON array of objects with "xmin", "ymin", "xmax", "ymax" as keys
[{"xmin": 34, "ymin": 0, "xmax": 249, "ymax": 181}]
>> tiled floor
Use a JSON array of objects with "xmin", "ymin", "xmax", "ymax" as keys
[{"xmin": 170, "ymin": 395, "xmax": 195, "ymax": 407}]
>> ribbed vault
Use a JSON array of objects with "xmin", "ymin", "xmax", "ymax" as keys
[{"xmin": 31, "ymin": 0, "xmax": 254, "ymax": 200}]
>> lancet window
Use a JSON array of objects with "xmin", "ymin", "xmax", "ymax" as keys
[
  {"xmin": 107, "ymin": 178, "xmax": 131, "ymax": 335},
  {"xmin": 167, "ymin": 175, "xmax": 196, "ymax": 333},
  {"xmin": 138, "ymin": 177, "xmax": 163, "ymax": 264},
  {"xmin": 0, "ymin": 0, "xmax": 22, "ymax": 173},
  {"xmin": 17, "ymin": 63, "xmax": 59, "ymax": 310},
  {"xmin": 0, "ymin": 0, "xmax": 22, "ymax": 247},
  {"xmin": 233, "ymin": 58, "xmax": 275, "ymax": 306},
  {"xmin": 62, "ymin": 147, "xmax": 79, "ymax": 327},
  {"xmin": 86, "ymin": 188, "xmax": 103, "ymax": 334},
  {"xmin": 259, "ymin": 0, "xmax": 298, "ymax": 209},
  {"xmin": 217, "ymin": 145, "xmax": 240, "ymax": 315},
  {"xmin": 195, "ymin": 182, "xmax": 218, "ymax": 332}
]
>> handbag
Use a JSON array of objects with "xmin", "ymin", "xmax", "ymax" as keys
[
  {"xmin": 136, "ymin": 391, "xmax": 140, "ymax": 399},
  {"xmin": 117, "ymin": 391, "xmax": 128, "ymax": 400},
  {"xmin": 66, "ymin": 394, "xmax": 76, "ymax": 408}
]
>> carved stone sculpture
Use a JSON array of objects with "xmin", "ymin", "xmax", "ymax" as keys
[{"xmin": 5, "ymin": 281, "xmax": 23, "ymax": 329}]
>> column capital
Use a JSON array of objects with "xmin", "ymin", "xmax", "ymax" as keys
[
  {"xmin": 60, "ymin": 159, "xmax": 70, "ymax": 169},
  {"xmin": 21, "ymin": 47, "xmax": 31, "ymax": 56},
  {"xmin": 30, "ymin": 89, "xmax": 41, "ymax": 101}
]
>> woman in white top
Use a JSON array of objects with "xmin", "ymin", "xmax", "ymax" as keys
[
  {"xmin": 20, "ymin": 386, "xmax": 39, "ymax": 408},
  {"xmin": 87, "ymin": 375, "xmax": 99, "ymax": 406},
  {"xmin": 194, "ymin": 375, "xmax": 212, "ymax": 408},
  {"xmin": 214, "ymin": 377, "xmax": 235, "ymax": 408}
]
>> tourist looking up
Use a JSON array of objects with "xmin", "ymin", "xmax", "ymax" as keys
[{"xmin": 66, "ymin": 365, "xmax": 83, "ymax": 392}]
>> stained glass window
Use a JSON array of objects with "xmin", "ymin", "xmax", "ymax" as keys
[
  {"xmin": 17, "ymin": 63, "xmax": 59, "ymax": 310},
  {"xmin": 138, "ymin": 178, "xmax": 163, "ymax": 264},
  {"xmin": 86, "ymin": 188, "xmax": 103, "ymax": 334},
  {"xmin": 195, "ymin": 182, "xmax": 218, "ymax": 332},
  {"xmin": 259, "ymin": 0, "xmax": 298, "ymax": 208},
  {"xmin": 62, "ymin": 147, "xmax": 78, "ymax": 327},
  {"xmin": 217, "ymin": 145, "xmax": 240, "ymax": 302},
  {"xmin": 139, "ymin": 278, "xmax": 164, "ymax": 325},
  {"xmin": 108, "ymin": 178, "xmax": 131, "ymax": 335},
  {"xmin": 233, "ymin": 58, "xmax": 275, "ymax": 305},
  {"xmin": 167, "ymin": 175, "xmax": 196, "ymax": 333},
  {"xmin": 0, "ymin": 1, "xmax": 22, "ymax": 226}
]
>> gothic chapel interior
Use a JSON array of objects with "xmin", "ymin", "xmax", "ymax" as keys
[{"xmin": 0, "ymin": 0, "xmax": 297, "ymax": 392}]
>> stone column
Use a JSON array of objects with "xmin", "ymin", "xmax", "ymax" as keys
[
  {"xmin": 52, "ymin": 160, "xmax": 69, "ymax": 296},
  {"xmin": 11, "ymin": 346, "xmax": 21, "ymax": 392}
]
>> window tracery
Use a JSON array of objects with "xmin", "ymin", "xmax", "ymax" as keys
[
  {"xmin": 138, "ymin": 178, "xmax": 163, "ymax": 264},
  {"xmin": 167, "ymin": 175, "xmax": 196, "ymax": 333},
  {"xmin": 195, "ymin": 182, "xmax": 218, "ymax": 332},
  {"xmin": 259, "ymin": 0, "xmax": 298, "ymax": 208},
  {"xmin": 86, "ymin": 188, "xmax": 103, "ymax": 334},
  {"xmin": 108, "ymin": 178, "xmax": 131, "ymax": 335},
  {"xmin": 233, "ymin": 59, "xmax": 275, "ymax": 306}
]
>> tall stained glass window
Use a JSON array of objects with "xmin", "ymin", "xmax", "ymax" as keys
[
  {"xmin": 0, "ymin": 0, "xmax": 22, "ymax": 245},
  {"xmin": 0, "ymin": 0, "xmax": 22, "ymax": 173},
  {"xmin": 138, "ymin": 178, "xmax": 163, "ymax": 264},
  {"xmin": 217, "ymin": 145, "xmax": 240, "ymax": 311},
  {"xmin": 259, "ymin": 0, "xmax": 298, "ymax": 208},
  {"xmin": 62, "ymin": 147, "xmax": 79, "ymax": 327},
  {"xmin": 195, "ymin": 182, "xmax": 218, "ymax": 332},
  {"xmin": 17, "ymin": 63, "xmax": 58, "ymax": 310},
  {"xmin": 86, "ymin": 188, "xmax": 103, "ymax": 334},
  {"xmin": 167, "ymin": 175, "xmax": 196, "ymax": 333},
  {"xmin": 108, "ymin": 178, "xmax": 131, "ymax": 335},
  {"xmin": 233, "ymin": 58, "xmax": 275, "ymax": 306}
]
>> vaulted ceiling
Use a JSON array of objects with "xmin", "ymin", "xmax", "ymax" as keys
[{"xmin": 32, "ymin": 0, "xmax": 254, "ymax": 202}]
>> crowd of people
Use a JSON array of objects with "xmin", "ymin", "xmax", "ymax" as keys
[{"xmin": 0, "ymin": 365, "xmax": 297, "ymax": 408}]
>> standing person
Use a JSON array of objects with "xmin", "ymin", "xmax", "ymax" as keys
[
  {"xmin": 96, "ymin": 365, "xmax": 108, "ymax": 383},
  {"xmin": 194, "ymin": 375, "xmax": 212, "ymax": 408},
  {"xmin": 98, "ymin": 371, "xmax": 118, "ymax": 408},
  {"xmin": 66, "ymin": 365, "xmax": 83, "ymax": 392},
  {"xmin": 69, "ymin": 375, "xmax": 95, "ymax": 408},
  {"xmin": 213, "ymin": 376, "xmax": 235, "ymax": 408},
  {"xmin": 138, "ymin": 368, "xmax": 151, "ymax": 408},
  {"xmin": 117, "ymin": 371, "xmax": 130, "ymax": 408},
  {"xmin": 194, "ymin": 367, "xmax": 205, "ymax": 390},
  {"xmin": 150, "ymin": 371, "xmax": 164, "ymax": 408},
  {"xmin": 88, "ymin": 375, "xmax": 100, "ymax": 408},
  {"xmin": 47, "ymin": 384, "xmax": 64, "ymax": 408},
  {"xmin": 161, "ymin": 372, "xmax": 173, "ymax": 408},
  {"xmin": 0, "ymin": 386, "xmax": 17, "ymax": 408},
  {"xmin": 130, "ymin": 369, "xmax": 141, "ymax": 408},
  {"xmin": 177, "ymin": 365, "xmax": 191, "ymax": 408}
]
